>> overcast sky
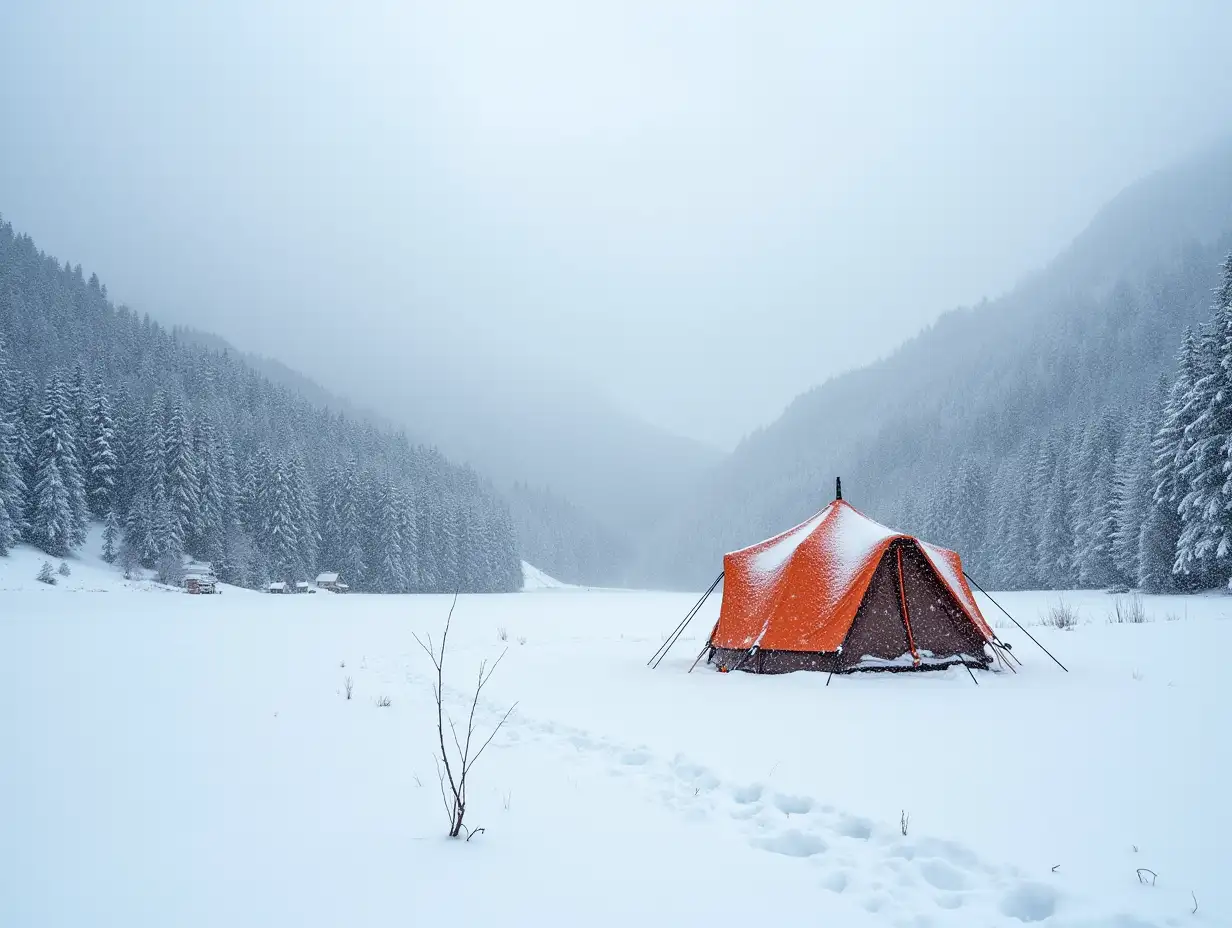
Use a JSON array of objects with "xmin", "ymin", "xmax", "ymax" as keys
[{"xmin": 2, "ymin": 1, "xmax": 1231, "ymax": 447}]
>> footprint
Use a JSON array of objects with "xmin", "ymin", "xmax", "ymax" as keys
[
  {"xmin": 999, "ymin": 882, "xmax": 1058, "ymax": 923},
  {"xmin": 934, "ymin": 894, "xmax": 964, "ymax": 910},
  {"xmin": 919, "ymin": 858, "xmax": 968, "ymax": 891},
  {"xmin": 620, "ymin": 750, "xmax": 651, "ymax": 766},
  {"xmin": 820, "ymin": 870, "xmax": 849, "ymax": 893},
  {"xmin": 772, "ymin": 792, "xmax": 813, "ymax": 815},
  {"xmin": 757, "ymin": 829, "xmax": 828, "ymax": 858},
  {"xmin": 731, "ymin": 783, "xmax": 763, "ymax": 804},
  {"xmin": 836, "ymin": 815, "xmax": 873, "ymax": 839},
  {"xmin": 863, "ymin": 895, "xmax": 888, "ymax": 913}
]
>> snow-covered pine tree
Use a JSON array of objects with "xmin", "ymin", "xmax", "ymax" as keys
[
  {"xmin": 261, "ymin": 456, "xmax": 300, "ymax": 583},
  {"xmin": 0, "ymin": 335, "xmax": 26, "ymax": 553},
  {"xmin": 1111, "ymin": 402, "xmax": 1157, "ymax": 584},
  {"xmin": 102, "ymin": 507, "xmax": 120, "ymax": 562},
  {"xmin": 1036, "ymin": 434, "xmax": 1077, "ymax": 588},
  {"xmin": 28, "ymin": 372, "xmax": 89, "ymax": 556},
  {"xmin": 67, "ymin": 361, "xmax": 90, "ymax": 471},
  {"xmin": 84, "ymin": 378, "xmax": 117, "ymax": 519},
  {"xmin": 163, "ymin": 400, "xmax": 200, "ymax": 558},
  {"xmin": 1138, "ymin": 330, "xmax": 1200, "ymax": 591}
]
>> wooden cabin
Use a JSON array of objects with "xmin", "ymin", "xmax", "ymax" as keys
[
  {"xmin": 315, "ymin": 572, "xmax": 345, "ymax": 593},
  {"xmin": 268, "ymin": 581, "xmax": 289, "ymax": 594}
]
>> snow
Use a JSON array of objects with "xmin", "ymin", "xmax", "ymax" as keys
[
  {"xmin": 747, "ymin": 503, "xmax": 834, "ymax": 576},
  {"xmin": 1, "ymin": 569, "xmax": 1228, "ymax": 926},
  {"xmin": 521, "ymin": 560, "xmax": 571, "ymax": 590},
  {"xmin": 315, "ymin": 571, "xmax": 339, "ymax": 584}
]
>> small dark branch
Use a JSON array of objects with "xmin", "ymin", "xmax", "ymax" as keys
[
  {"xmin": 901, "ymin": 810, "xmax": 909, "ymax": 836},
  {"xmin": 1191, "ymin": 890, "xmax": 1198, "ymax": 915},
  {"xmin": 344, "ymin": 676, "xmax": 353, "ymax": 700},
  {"xmin": 465, "ymin": 826, "xmax": 486, "ymax": 842},
  {"xmin": 1051, "ymin": 865, "xmax": 1060, "ymax": 873},
  {"xmin": 1136, "ymin": 868, "xmax": 1157, "ymax": 886}
]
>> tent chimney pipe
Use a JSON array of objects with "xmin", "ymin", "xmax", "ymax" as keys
[{"xmin": 835, "ymin": 476, "xmax": 842, "ymax": 501}]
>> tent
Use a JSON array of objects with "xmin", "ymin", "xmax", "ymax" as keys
[{"xmin": 706, "ymin": 497, "xmax": 997, "ymax": 674}]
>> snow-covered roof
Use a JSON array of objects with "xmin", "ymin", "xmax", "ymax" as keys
[
  {"xmin": 268, "ymin": 581, "xmax": 287, "ymax": 590},
  {"xmin": 316, "ymin": 572, "xmax": 339, "ymax": 583}
]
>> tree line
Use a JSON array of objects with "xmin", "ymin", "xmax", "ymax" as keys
[
  {"xmin": 909, "ymin": 253, "xmax": 1232, "ymax": 594},
  {"xmin": 0, "ymin": 217, "xmax": 522, "ymax": 592}
]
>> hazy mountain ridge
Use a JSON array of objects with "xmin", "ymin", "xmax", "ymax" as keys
[{"xmin": 632, "ymin": 139, "xmax": 1232, "ymax": 589}]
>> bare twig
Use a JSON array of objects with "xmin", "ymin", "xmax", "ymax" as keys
[
  {"xmin": 1136, "ymin": 868, "xmax": 1157, "ymax": 886},
  {"xmin": 1051, "ymin": 864, "xmax": 1060, "ymax": 873},
  {"xmin": 344, "ymin": 676, "xmax": 353, "ymax": 700},
  {"xmin": 413, "ymin": 591, "xmax": 516, "ymax": 838},
  {"xmin": 901, "ymin": 811, "xmax": 910, "ymax": 836},
  {"xmin": 1191, "ymin": 891, "xmax": 1198, "ymax": 914}
]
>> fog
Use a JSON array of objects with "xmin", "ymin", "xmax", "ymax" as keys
[{"xmin": 2, "ymin": 1, "xmax": 1231, "ymax": 448}]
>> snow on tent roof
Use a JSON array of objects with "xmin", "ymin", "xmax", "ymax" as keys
[{"xmin": 316, "ymin": 572, "xmax": 339, "ymax": 584}]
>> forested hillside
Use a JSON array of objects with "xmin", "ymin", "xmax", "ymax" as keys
[
  {"xmin": 506, "ymin": 481, "xmax": 632, "ymax": 585},
  {"xmin": 634, "ymin": 141, "xmax": 1232, "ymax": 592},
  {"xmin": 0, "ymin": 218, "xmax": 522, "ymax": 592}
]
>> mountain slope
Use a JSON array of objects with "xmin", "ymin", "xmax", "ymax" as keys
[
  {"xmin": 0, "ymin": 219, "xmax": 522, "ymax": 592},
  {"xmin": 634, "ymin": 139, "xmax": 1232, "ymax": 589}
]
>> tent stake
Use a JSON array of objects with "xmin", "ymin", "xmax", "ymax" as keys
[
  {"xmin": 826, "ymin": 646, "xmax": 842, "ymax": 686},
  {"xmin": 649, "ymin": 571, "xmax": 724, "ymax": 669},
  {"xmin": 963, "ymin": 571, "xmax": 1068, "ymax": 673},
  {"xmin": 957, "ymin": 656, "xmax": 979, "ymax": 685}
]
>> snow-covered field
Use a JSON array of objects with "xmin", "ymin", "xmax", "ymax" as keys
[{"xmin": 1, "ymin": 545, "xmax": 1228, "ymax": 926}]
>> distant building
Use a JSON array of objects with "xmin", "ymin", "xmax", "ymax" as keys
[
  {"xmin": 315, "ymin": 572, "xmax": 346, "ymax": 593},
  {"xmin": 184, "ymin": 573, "xmax": 218, "ymax": 594},
  {"xmin": 295, "ymin": 581, "xmax": 316, "ymax": 594},
  {"xmin": 268, "ymin": 581, "xmax": 289, "ymax": 594},
  {"xmin": 184, "ymin": 563, "xmax": 218, "ymax": 594}
]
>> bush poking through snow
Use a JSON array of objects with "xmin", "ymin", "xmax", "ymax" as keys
[
  {"xmin": 1045, "ymin": 598, "xmax": 1079, "ymax": 630},
  {"xmin": 376, "ymin": 695, "xmax": 391, "ymax": 708},
  {"xmin": 1109, "ymin": 594, "xmax": 1148, "ymax": 625},
  {"xmin": 517, "ymin": 635, "xmax": 527, "ymax": 646},
  {"xmin": 57, "ymin": 561, "xmax": 71, "ymax": 577},
  {"xmin": 497, "ymin": 626, "xmax": 508, "ymax": 642},
  {"xmin": 36, "ymin": 561, "xmax": 56, "ymax": 585},
  {"xmin": 344, "ymin": 676, "xmax": 353, "ymax": 700},
  {"xmin": 414, "ymin": 592, "xmax": 518, "ymax": 840},
  {"xmin": 901, "ymin": 810, "xmax": 910, "ymax": 836}
]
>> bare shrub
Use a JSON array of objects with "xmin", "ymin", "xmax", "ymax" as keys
[
  {"xmin": 502, "ymin": 790, "xmax": 512, "ymax": 811},
  {"xmin": 57, "ymin": 561, "xmax": 71, "ymax": 577},
  {"xmin": 1108, "ymin": 594, "xmax": 1148, "ymax": 625},
  {"xmin": 36, "ymin": 561, "xmax": 57, "ymax": 585},
  {"xmin": 376, "ymin": 695, "xmax": 392, "ymax": 708},
  {"xmin": 1045, "ymin": 598, "xmax": 1079, "ymax": 630},
  {"xmin": 497, "ymin": 626, "xmax": 508, "ymax": 642},
  {"xmin": 901, "ymin": 810, "xmax": 910, "ymax": 836},
  {"xmin": 344, "ymin": 676, "xmax": 353, "ymax": 700},
  {"xmin": 517, "ymin": 635, "xmax": 527, "ymax": 646},
  {"xmin": 415, "ymin": 593, "xmax": 517, "ymax": 839}
]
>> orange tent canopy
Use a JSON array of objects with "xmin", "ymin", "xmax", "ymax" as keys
[{"xmin": 714, "ymin": 500, "xmax": 994, "ymax": 654}]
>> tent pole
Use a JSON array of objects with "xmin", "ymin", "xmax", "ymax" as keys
[
  {"xmin": 688, "ymin": 621, "xmax": 719, "ymax": 674},
  {"xmin": 962, "ymin": 570, "xmax": 1069, "ymax": 673},
  {"xmin": 649, "ymin": 571, "xmax": 724, "ymax": 669},
  {"xmin": 826, "ymin": 646, "xmax": 842, "ymax": 686},
  {"xmin": 729, "ymin": 644, "xmax": 759, "ymax": 673}
]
